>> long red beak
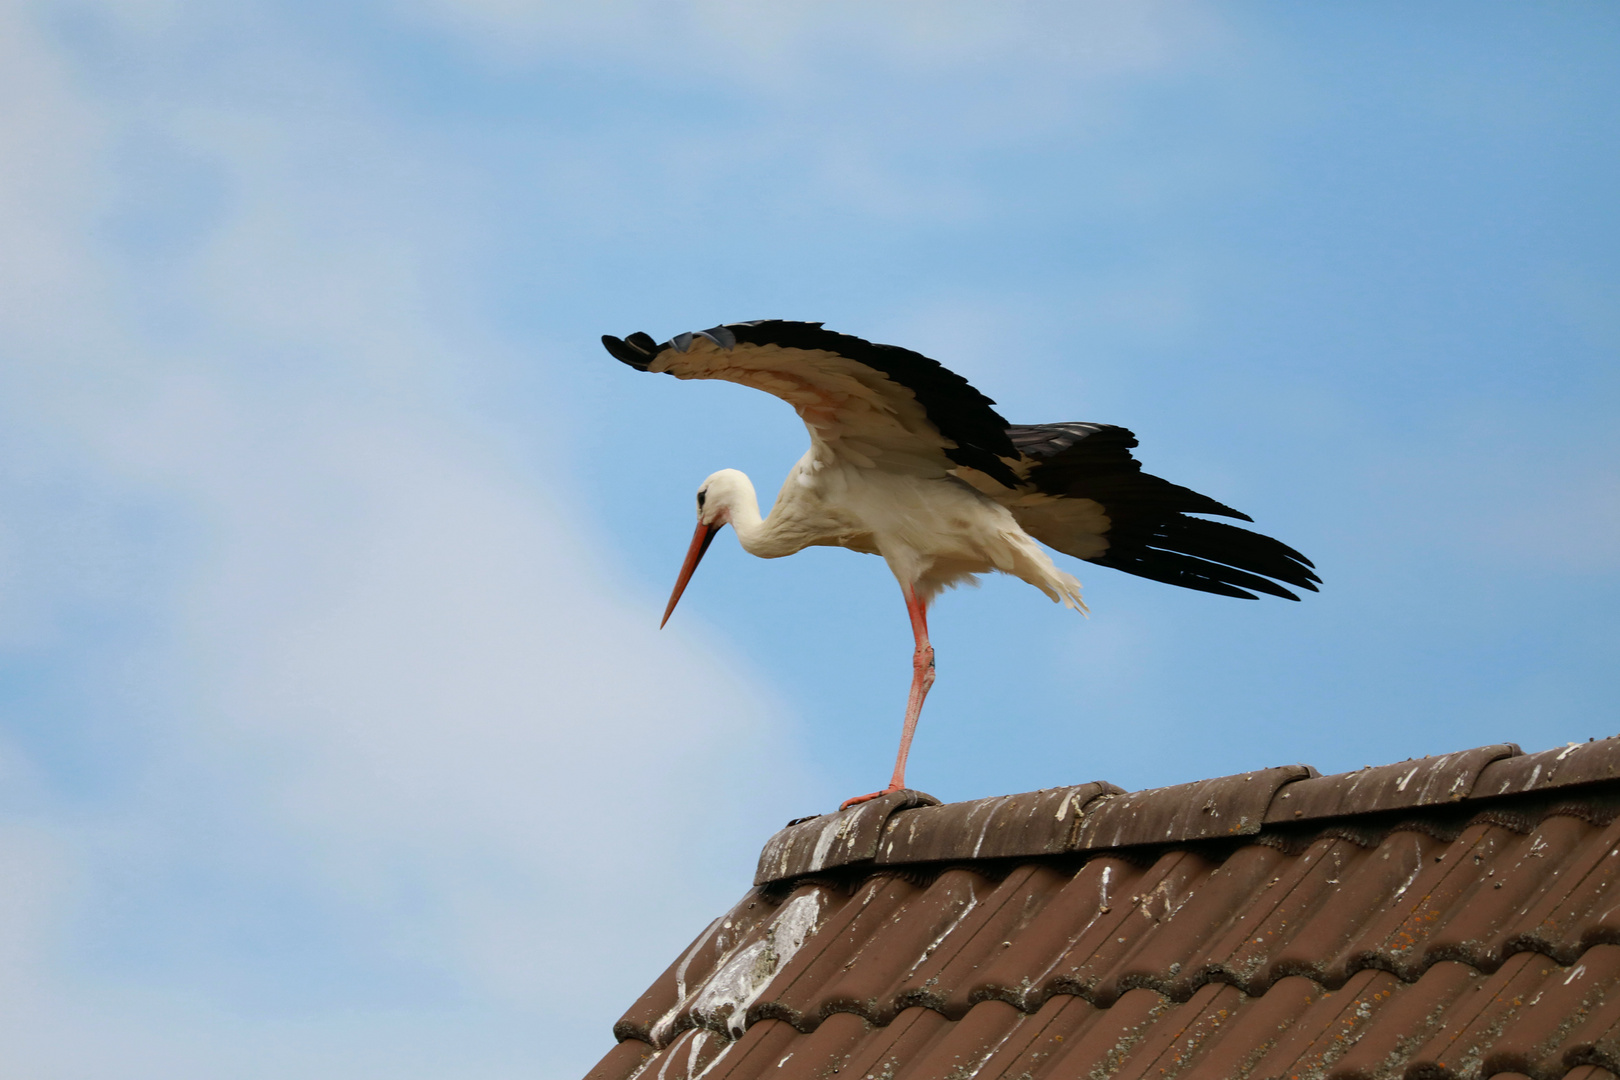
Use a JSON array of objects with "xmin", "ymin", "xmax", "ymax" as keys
[{"xmin": 661, "ymin": 521, "xmax": 721, "ymax": 628}]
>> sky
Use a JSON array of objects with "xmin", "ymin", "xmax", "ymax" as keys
[{"xmin": 0, "ymin": 1, "xmax": 1616, "ymax": 1076}]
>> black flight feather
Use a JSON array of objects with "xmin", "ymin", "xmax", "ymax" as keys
[{"xmin": 1009, "ymin": 422, "xmax": 1319, "ymax": 600}]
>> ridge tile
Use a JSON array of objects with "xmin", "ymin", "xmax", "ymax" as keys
[
  {"xmin": 875, "ymin": 782, "xmax": 1121, "ymax": 865},
  {"xmin": 1264, "ymin": 743, "xmax": 1520, "ymax": 823},
  {"xmin": 1076, "ymin": 764, "xmax": 1314, "ymax": 848},
  {"xmin": 753, "ymin": 788, "xmax": 938, "ymax": 885}
]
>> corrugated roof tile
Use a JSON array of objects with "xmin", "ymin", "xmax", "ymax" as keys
[
  {"xmin": 693, "ymin": 1017, "xmax": 797, "ymax": 1080},
  {"xmin": 1043, "ymin": 851, "xmax": 1214, "ymax": 1006},
  {"xmin": 951, "ymin": 861, "xmax": 1122, "ymax": 1013},
  {"xmin": 764, "ymin": 1011, "xmax": 870, "ymax": 1080},
  {"xmin": 836, "ymin": 1005, "xmax": 951, "ymax": 1080},
  {"xmin": 583, "ymin": 1036, "xmax": 652, "ymax": 1080},
  {"xmin": 760, "ymin": 877, "xmax": 908, "ymax": 1027},
  {"xmin": 612, "ymin": 891, "xmax": 759, "ymax": 1045},
  {"xmin": 894, "ymin": 863, "xmax": 1058, "ymax": 1017},
  {"xmin": 1512, "ymin": 816, "xmax": 1620, "ymax": 961},
  {"xmin": 1199, "ymin": 836, "xmax": 1355, "ymax": 991},
  {"xmin": 1480, "ymin": 946, "xmax": 1620, "ymax": 1078},
  {"xmin": 596, "ymin": 741, "xmax": 1620, "ymax": 1078},
  {"xmin": 795, "ymin": 871, "xmax": 979, "ymax": 1025},
  {"xmin": 1114, "ymin": 979, "xmax": 1247, "ymax": 1078},
  {"xmin": 1183, "ymin": 974, "xmax": 1325, "ymax": 1078},
  {"xmin": 894, "ymin": 996, "xmax": 1027, "ymax": 1078}
]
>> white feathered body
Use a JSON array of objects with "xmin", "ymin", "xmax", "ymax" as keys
[
  {"xmin": 637, "ymin": 333, "xmax": 1085, "ymax": 610},
  {"xmin": 702, "ymin": 441, "xmax": 1085, "ymax": 609}
]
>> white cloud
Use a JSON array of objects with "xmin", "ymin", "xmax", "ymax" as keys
[{"xmin": 0, "ymin": 0, "xmax": 809, "ymax": 1074}]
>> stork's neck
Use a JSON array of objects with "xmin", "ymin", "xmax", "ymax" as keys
[
  {"xmin": 713, "ymin": 470, "xmax": 813, "ymax": 560},
  {"xmin": 718, "ymin": 472, "xmax": 768, "ymax": 552}
]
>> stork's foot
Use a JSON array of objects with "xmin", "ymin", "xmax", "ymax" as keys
[{"xmin": 839, "ymin": 784, "xmax": 903, "ymax": 811}]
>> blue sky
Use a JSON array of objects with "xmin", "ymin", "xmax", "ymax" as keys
[{"xmin": 0, "ymin": 2, "xmax": 1615, "ymax": 1076}]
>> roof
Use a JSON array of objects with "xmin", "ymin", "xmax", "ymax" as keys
[{"xmin": 583, "ymin": 737, "xmax": 1620, "ymax": 1080}]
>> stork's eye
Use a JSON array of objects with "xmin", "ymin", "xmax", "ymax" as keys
[{"xmin": 697, "ymin": 489, "xmax": 707, "ymax": 509}]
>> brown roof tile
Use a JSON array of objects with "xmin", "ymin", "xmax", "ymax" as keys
[
  {"xmin": 612, "ymin": 952, "xmax": 1620, "ymax": 1080},
  {"xmin": 1077, "ymin": 764, "xmax": 1315, "ymax": 848},
  {"xmin": 1476, "ymin": 739, "xmax": 1620, "ymax": 798},
  {"xmin": 876, "ymin": 782, "xmax": 1122, "ymax": 865},
  {"xmin": 592, "ymin": 737, "xmax": 1620, "ymax": 1079},
  {"xmin": 1263, "ymin": 743, "xmax": 1520, "ymax": 823},
  {"xmin": 753, "ymin": 788, "xmax": 938, "ymax": 886}
]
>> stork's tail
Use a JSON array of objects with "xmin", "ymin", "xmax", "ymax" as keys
[
  {"xmin": 1005, "ymin": 530, "xmax": 1087, "ymax": 614},
  {"xmin": 1052, "ymin": 570, "xmax": 1088, "ymax": 615}
]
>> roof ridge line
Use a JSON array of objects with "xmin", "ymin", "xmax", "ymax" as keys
[
  {"xmin": 755, "ymin": 738, "xmax": 1620, "ymax": 885},
  {"xmin": 753, "ymin": 795, "xmax": 1620, "ymax": 898}
]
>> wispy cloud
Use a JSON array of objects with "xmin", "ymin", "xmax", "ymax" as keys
[{"xmin": 0, "ymin": 0, "xmax": 809, "ymax": 1073}]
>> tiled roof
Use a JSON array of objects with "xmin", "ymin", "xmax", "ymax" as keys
[{"xmin": 585, "ymin": 738, "xmax": 1620, "ymax": 1080}]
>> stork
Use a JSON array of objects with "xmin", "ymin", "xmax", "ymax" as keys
[{"xmin": 602, "ymin": 321, "xmax": 1318, "ymax": 807}]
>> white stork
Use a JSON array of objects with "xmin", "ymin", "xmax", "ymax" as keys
[{"xmin": 602, "ymin": 320, "xmax": 1318, "ymax": 807}]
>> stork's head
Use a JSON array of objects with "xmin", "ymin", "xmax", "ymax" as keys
[{"xmin": 661, "ymin": 469, "xmax": 748, "ymax": 628}]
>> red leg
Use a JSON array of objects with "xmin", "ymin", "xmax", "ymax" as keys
[{"xmin": 841, "ymin": 585, "xmax": 935, "ymax": 810}]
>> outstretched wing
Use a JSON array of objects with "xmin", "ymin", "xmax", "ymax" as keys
[
  {"xmin": 966, "ymin": 422, "xmax": 1320, "ymax": 600},
  {"xmin": 602, "ymin": 320, "xmax": 1022, "ymax": 485}
]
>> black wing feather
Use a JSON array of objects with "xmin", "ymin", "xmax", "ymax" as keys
[{"xmin": 1009, "ymin": 422, "xmax": 1320, "ymax": 601}]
